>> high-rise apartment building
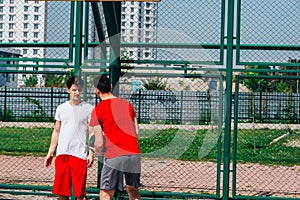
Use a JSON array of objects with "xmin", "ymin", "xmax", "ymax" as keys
[
  {"xmin": 0, "ymin": 0, "xmax": 46, "ymax": 87},
  {"xmin": 121, "ymin": 2, "xmax": 158, "ymax": 60},
  {"xmin": 89, "ymin": 2, "xmax": 158, "ymax": 62},
  {"xmin": 0, "ymin": 1, "xmax": 158, "ymax": 87}
]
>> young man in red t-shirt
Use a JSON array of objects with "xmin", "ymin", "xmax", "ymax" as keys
[{"xmin": 89, "ymin": 75, "xmax": 141, "ymax": 200}]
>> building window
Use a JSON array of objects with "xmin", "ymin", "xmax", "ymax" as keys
[
  {"xmin": 9, "ymin": 6, "xmax": 14, "ymax": 13},
  {"xmin": 24, "ymin": 14, "xmax": 28, "ymax": 20},
  {"xmin": 33, "ymin": 49, "xmax": 38, "ymax": 55},
  {"xmin": 9, "ymin": 0, "xmax": 14, "ymax": 4},
  {"xmin": 9, "ymin": 23, "xmax": 14, "ymax": 29},
  {"xmin": 0, "ymin": 15, "xmax": 4, "ymax": 21},
  {"xmin": 24, "ymin": 0, "xmax": 28, "ymax": 3},
  {"xmin": 34, "ymin": 23, "xmax": 39, "ymax": 29},
  {"xmin": 9, "ymin": 15, "xmax": 14, "ymax": 21},
  {"xmin": 34, "ymin": 15, "xmax": 39, "ymax": 21},
  {"xmin": 23, "ymin": 40, "xmax": 27, "ymax": 43},
  {"xmin": 23, "ymin": 49, "xmax": 27, "ymax": 54},
  {"xmin": 33, "ymin": 32, "xmax": 38, "ymax": 38},
  {"xmin": 34, "ymin": 6, "xmax": 39, "ymax": 12},
  {"xmin": 23, "ymin": 31, "xmax": 28, "ymax": 37},
  {"xmin": 24, "ymin": 6, "xmax": 28, "ymax": 12},
  {"xmin": 0, "ymin": 32, "xmax": 2, "ymax": 38},
  {"xmin": 8, "ymin": 31, "xmax": 13, "ymax": 38},
  {"xmin": 0, "ymin": 6, "xmax": 3, "ymax": 13},
  {"xmin": 24, "ymin": 23, "xmax": 28, "ymax": 29},
  {"xmin": 0, "ymin": 23, "xmax": 2, "ymax": 29},
  {"xmin": 0, "ymin": 0, "xmax": 3, "ymax": 4}
]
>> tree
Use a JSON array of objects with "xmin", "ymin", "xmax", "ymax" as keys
[
  {"xmin": 25, "ymin": 75, "xmax": 38, "ymax": 87},
  {"xmin": 241, "ymin": 65, "xmax": 272, "ymax": 92},
  {"xmin": 276, "ymin": 60, "xmax": 300, "ymax": 93},
  {"xmin": 44, "ymin": 74, "xmax": 68, "ymax": 88},
  {"xmin": 141, "ymin": 77, "xmax": 169, "ymax": 90}
]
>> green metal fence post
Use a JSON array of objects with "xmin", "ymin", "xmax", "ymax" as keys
[
  {"xmin": 74, "ymin": 2, "xmax": 84, "ymax": 76},
  {"xmin": 102, "ymin": 2, "xmax": 121, "ymax": 94},
  {"xmin": 223, "ymin": 0, "xmax": 235, "ymax": 199}
]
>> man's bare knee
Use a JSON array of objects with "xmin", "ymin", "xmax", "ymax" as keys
[{"xmin": 100, "ymin": 189, "xmax": 115, "ymax": 200}]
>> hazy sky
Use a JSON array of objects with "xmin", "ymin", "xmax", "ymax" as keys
[{"xmin": 45, "ymin": 0, "xmax": 300, "ymax": 65}]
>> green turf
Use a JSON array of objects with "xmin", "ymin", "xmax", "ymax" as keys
[{"xmin": 0, "ymin": 127, "xmax": 300, "ymax": 166}]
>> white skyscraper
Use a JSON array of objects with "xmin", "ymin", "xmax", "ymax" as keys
[
  {"xmin": 121, "ymin": 2, "xmax": 158, "ymax": 60},
  {"xmin": 0, "ymin": 1, "xmax": 158, "ymax": 87},
  {"xmin": 0, "ymin": 0, "xmax": 46, "ymax": 87}
]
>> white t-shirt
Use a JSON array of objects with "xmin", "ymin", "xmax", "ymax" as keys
[{"xmin": 55, "ymin": 101, "xmax": 94, "ymax": 160}]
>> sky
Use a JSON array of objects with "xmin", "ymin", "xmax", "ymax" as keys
[{"xmin": 45, "ymin": 0, "xmax": 300, "ymax": 67}]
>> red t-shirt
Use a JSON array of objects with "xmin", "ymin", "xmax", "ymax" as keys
[{"xmin": 89, "ymin": 98, "xmax": 140, "ymax": 158}]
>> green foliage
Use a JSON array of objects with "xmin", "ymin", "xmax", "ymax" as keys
[
  {"xmin": 277, "ymin": 64, "xmax": 300, "ymax": 93},
  {"xmin": 241, "ymin": 65, "xmax": 271, "ymax": 92},
  {"xmin": 24, "ymin": 97, "xmax": 51, "ymax": 122},
  {"xmin": 141, "ymin": 77, "xmax": 169, "ymax": 90},
  {"xmin": 24, "ymin": 75, "xmax": 38, "ymax": 87},
  {"xmin": 0, "ymin": 109, "xmax": 14, "ymax": 121},
  {"xmin": 274, "ymin": 80, "xmax": 291, "ymax": 92},
  {"xmin": 241, "ymin": 64, "xmax": 299, "ymax": 93},
  {"xmin": 44, "ymin": 74, "xmax": 68, "ymax": 88}
]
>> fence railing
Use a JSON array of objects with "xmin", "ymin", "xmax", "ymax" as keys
[{"xmin": 1, "ymin": 86, "xmax": 300, "ymax": 125}]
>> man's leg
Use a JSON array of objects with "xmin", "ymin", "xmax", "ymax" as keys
[
  {"xmin": 100, "ymin": 189, "xmax": 116, "ymax": 200},
  {"xmin": 126, "ymin": 185, "xmax": 141, "ymax": 200}
]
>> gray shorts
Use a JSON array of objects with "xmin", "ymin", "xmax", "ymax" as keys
[{"xmin": 100, "ymin": 154, "xmax": 141, "ymax": 191}]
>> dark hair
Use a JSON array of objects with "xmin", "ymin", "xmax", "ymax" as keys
[
  {"xmin": 66, "ymin": 76, "xmax": 84, "ymax": 89},
  {"xmin": 93, "ymin": 75, "xmax": 111, "ymax": 93}
]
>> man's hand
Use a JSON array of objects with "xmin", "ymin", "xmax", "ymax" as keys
[
  {"xmin": 44, "ymin": 154, "xmax": 53, "ymax": 167},
  {"xmin": 87, "ymin": 153, "xmax": 94, "ymax": 168}
]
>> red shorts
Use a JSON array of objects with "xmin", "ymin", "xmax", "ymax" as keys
[{"xmin": 52, "ymin": 155, "xmax": 87, "ymax": 197}]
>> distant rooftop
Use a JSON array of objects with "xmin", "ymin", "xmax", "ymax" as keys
[{"xmin": 0, "ymin": 48, "xmax": 21, "ymax": 58}]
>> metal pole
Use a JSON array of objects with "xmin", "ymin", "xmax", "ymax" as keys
[
  {"xmin": 74, "ymin": 2, "xmax": 83, "ymax": 76},
  {"xmin": 223, "ymin": 0, "xmax": 235, "ymax": 199}
]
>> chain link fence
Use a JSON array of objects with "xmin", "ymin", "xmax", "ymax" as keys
[
  {"xmin": 0, "ymin": 0, "xmax": 300, "ymax": 199},
  {"xmin": 233, "ymin": 76, "xmax": 300, "ymax": 199}
]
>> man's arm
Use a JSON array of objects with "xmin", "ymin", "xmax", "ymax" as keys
[
  {"xmin": 86, "ymin": 126, "xmax": 95, "ymax": 167},
  {"xmin": 90, "ymin": 125, "xmax": 104, "ymax": 156},
  {"xmin": 44, "ymin": 120, "xmax": 61, "ymax": 167},
  {"xmin": 133, "ymin": 117, "xmax": 140, "ymax": 136}
]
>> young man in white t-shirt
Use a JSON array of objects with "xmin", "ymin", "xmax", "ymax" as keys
[{"xmin": 44, "ymin": 76, "xmax": 94, "ymax": 200}]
